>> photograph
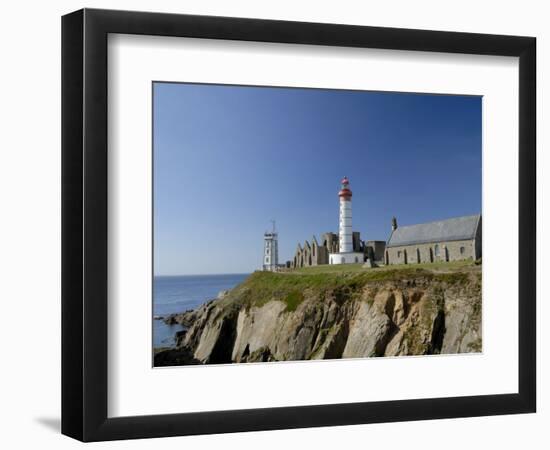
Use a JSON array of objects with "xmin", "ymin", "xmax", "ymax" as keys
[{"xmin": 152, "ymin": 82, "xmax": 483, "ymax": 367}]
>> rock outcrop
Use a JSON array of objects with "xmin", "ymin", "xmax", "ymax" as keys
[{"xmin": 155, "ymin": 265, "xmax": 482, "ymax": 366}]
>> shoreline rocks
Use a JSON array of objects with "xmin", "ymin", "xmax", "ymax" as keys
[{"xmin": 163, "ymin": 309, "xmax": 198, "ymax": 327}]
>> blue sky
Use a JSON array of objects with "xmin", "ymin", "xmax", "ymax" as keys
[{"xmin": 153, "ymin": 82, "xmax": 481, "ymax": 276}]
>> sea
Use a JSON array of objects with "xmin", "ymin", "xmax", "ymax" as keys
[{"xmin": 153, "ymin": 273, "xmax": 249, "ymax": 348}]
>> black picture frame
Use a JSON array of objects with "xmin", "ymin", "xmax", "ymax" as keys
[{"xmin": 61, "ymin": 8, "xmax": 536, "ymax": 442}]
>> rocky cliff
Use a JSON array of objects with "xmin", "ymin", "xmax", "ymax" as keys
[{"xmin": 155, "ymin": 263, "xmax": 482, "ymax": 366}]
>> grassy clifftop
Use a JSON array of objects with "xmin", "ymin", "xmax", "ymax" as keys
[{"xmin": 222, "ymin": 260, "xmax": 481, "ymax": 312}]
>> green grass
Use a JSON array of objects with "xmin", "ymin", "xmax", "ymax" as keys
[
  {"xmin": 220, "ymin": 260, "xmax": 480, "ymax": 311},
  {"xmin": 292, "ymin": 263, "xmax": 368, "ymax": 274},
  {"xmin": 284, "ymin": 291, "xmax": 305, "ymax": 311}
]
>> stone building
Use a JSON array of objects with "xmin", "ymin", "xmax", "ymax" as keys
[
  {"xmin": 321, "ymin": 232, "xmax": 340, "ymax": 254},
  {"xmin": 385, "ymin": 214, "xmax": 482, "ymax": 265},
  {"xmin": 292, "ymin": 231, "xmax": 369, "ymax": 268},
  {"xmin": 365, "ymin": 240, "xmax": 387, "ymax": 263},
  {"xmin": 292, "ymin": 236, "xmax": 329, "ymax": 268}
]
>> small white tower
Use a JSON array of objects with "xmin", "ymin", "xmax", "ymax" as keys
[
  {"xmin": 329, "ymin": 177, "xmax": 364, "ymax": 265},
  {"xmin": 263, "ymin": 221, "xmax": 279, "ymax": 271}
]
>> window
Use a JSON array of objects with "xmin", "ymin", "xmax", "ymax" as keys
[
  {"xmin": 397, "ymin": 250, "xmax": 402, "ymax": 258},
  {"xmin": 434, "ymin": 244, "xmax": 440, "ymax": 257},
  {"xmin": 266, "ymin": 248, "xmax": 269, "ymax": 254},
  {"xmin": 460, "ymin": 246, "xmax": 465, "ymax": 255}
]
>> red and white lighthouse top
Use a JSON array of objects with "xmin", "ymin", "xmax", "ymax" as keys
[{"xmin": 338, "ymin": 176, "xmax": 352, "ymax": 200}]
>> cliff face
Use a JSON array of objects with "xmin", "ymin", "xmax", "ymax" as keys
[{"xmin": 157, "ymin": 265, "xmax": 481, "ymax": 366}]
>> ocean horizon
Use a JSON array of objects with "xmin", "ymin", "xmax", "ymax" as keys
[{"xmin": 153, "ymin": 272, "xmax": 250, "ymax": 348}]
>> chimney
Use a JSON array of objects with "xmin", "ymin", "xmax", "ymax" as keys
[{"xmin": 392, "ymin": 217, "xmax": 398, "ymax": 231}]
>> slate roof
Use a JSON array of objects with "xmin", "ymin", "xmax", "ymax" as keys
[{"xmin": 387, "ymin": 214, "xmax": 481, "ymax": 248}]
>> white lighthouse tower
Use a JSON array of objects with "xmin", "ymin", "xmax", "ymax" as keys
[
  {"xmin": 262, "ymin": 221, "xmax": 279, "ymax": 271},
  {"xmin": 329, "ymin": 177, "xmax": 364, "ymax": 265},
  {"xmin": 338, "ymin": 176, "xmax": 353, "ymax": 253}
]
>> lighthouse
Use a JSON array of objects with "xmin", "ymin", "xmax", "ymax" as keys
[
  {"xmin": 338, "ymin": 176, "xmax": 353, "ymax": 253},
  {"xmin": 329, "ymin": 177, "xmax": 365, "ymax": 265},
  {"xmin": 262, "ymin": 221, "xmax": 279, "ymax": 271}
]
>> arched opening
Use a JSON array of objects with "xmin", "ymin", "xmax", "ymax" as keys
[
  {"xmin": 434, "ymin": 244, "xmax": 440, "ymax": 259},
  {"xmin": 308, "ymin": 255, "xmax": 312, "ymax": 266},
  {"xmin": 416, "ymin": 248, "xmax": 421, "ymax": 263},
  {"xmin": 385, "ymin": 250, "xmax": 389, "ymax": 265},
  {"xmin": 403, "ymin": 249, "xmax": 408, "ymax": 264},
  {"xmin": 429, "ymin": 247, "xmax": 434, "ymax": 263},
  {"xmin": 444, "ymin": 246, "xmax": 449, "ymax": 262}
]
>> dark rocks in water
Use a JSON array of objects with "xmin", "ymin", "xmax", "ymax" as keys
[
  {"xmin": 163, "ymin": 309, "xmax": 197, "ymax": 327},
  {"xmin": 154, "ymin": 347, "xmax": 200, "ymax": 366},
  {"xmin": 163, "ymin": 315, "xmax": 177, "ymax": 325},
  {"xmin": 163, "ymin": 314, "xmax": 180, "ymax": 325}
]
